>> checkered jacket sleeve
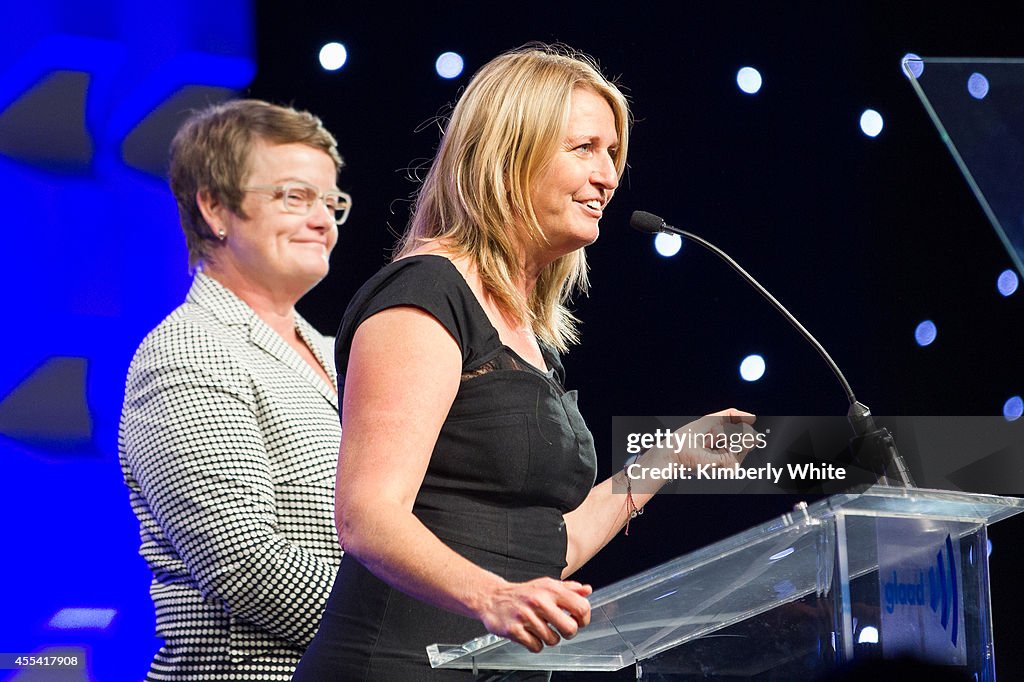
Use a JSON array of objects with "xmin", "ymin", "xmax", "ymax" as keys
[{"xmin": 120, "ymin": 275, "xmax": 342, "ymax": 660}]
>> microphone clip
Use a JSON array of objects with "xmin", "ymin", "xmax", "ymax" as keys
[{"xmin": 846, "ymin": 401, "xmax": 916, "ymax": 488}]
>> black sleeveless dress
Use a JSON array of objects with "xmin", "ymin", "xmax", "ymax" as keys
[{"xmin": 293, "ymin": 255, "xmax": 598, "ymax": 681}]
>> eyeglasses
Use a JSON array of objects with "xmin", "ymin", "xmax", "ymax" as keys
[{"xmin": 242, "ymin": 181, "xmax": 352, "ymax": 226}]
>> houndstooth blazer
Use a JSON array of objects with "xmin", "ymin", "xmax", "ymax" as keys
[{"xmin": 119, "ymin": 272, "xmax": 342, "ymax": 681}]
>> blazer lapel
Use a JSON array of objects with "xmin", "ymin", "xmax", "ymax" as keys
[
  {"xmin": 248, "ymin": 316, "xmax": 339, "ymax": 411},
  {"xmin": 251, "ymin": 315, "xmax": 339, "ymax": 409},
  {"xmin": 189, "ymin": 273, "xmax": 339, "ymax": 410},
  {"xmin": 295, "ymin": 318, "xmax": 339, "ymax": 396}
]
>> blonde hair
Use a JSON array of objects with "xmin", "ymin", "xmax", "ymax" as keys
[
  {"xmin": 397, "ymin": 44, "xmax": 630, "ymax": 351},
  {"xmin": 169, "ymin": 99, "xmax": 343, "ymax": 271}
]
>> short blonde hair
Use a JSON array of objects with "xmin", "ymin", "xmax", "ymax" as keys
[
  {"xmin": 169, "ymin": 99, "xmax": 343, "ymax": 270},
  {"xmin": 398, "ymin": 44, "xmax": 630, "ymax": 351}
]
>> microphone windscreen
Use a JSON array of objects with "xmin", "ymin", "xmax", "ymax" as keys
[{"xmin": 630, "ymin": 210, "xmax": 666, "ymax": 234}]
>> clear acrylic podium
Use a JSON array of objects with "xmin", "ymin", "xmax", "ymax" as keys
[{"xmin": 428, "ymin": 486, "xmax": 1024, "ymax": 678}]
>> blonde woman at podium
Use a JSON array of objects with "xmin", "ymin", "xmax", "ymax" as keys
[{"xmin": 295, "ymin": 44, "xmax": 751, "ymax": 680}]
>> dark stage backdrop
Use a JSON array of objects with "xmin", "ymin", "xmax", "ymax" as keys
[
  {"xmin": 1, "ymin": 1, "xmax": 1022, "ymax": 680},
  {"xmin": 251, "ymin": 0, "xmax": 1024, "ymax": 677}
]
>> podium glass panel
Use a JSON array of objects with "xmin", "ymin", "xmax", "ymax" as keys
[
  {"xmin": 903, "ymin": 56, "xmax": 1024, "ymax": 277},
  {"xmin": 428, "ymin": 487, "xmax": 1023, "ymax": 678}
]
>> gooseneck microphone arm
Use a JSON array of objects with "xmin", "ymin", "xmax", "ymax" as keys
[{"xmin": 630, "ymin": 209, "xmax": 915, "ymax": 487}]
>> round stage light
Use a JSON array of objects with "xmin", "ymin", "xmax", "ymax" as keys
[
  {"xmin": 860, "ymin": 109, "xmax": 884, "ymax": 138},
  {"xmin": 436, "ymin": 52, "xmax": 464, "ymax": 79},
  {"xmin": 1004, "ymin": 395, "xmax": 1023, "ymax": 422},
  {"xmin": 736, "ymin": 66, "xmax": 763, "ymax": 94},
  {"xmin": 901, "ymin": 53, "xmax": 924, "ymax": 79},
  {"xmin": 739, "ymin": 354, "xmax": 766, "ymax": 382},
  {"xmin": 319, "ymin": 42, "xmax": 348, "ymax": 71},
  {"xmin": 997, "ymin": 268, "xmax": 1019, "ymax": 296},
  {"xmin": 857, "ymin": 626, "xmax": 879, "ymax": 645},
  {"xmin": 968, "ymin": 72, "xmax": 990, "ymax": 99},
  {"xmin": 914, "ymin": 320, "xmax": 936, "ymax": 346},
  {"xmin": 654, "ymin": 232, "xmax": 682, "ymax": 257}
]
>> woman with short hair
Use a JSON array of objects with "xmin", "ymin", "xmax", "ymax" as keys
[{"xmin": 120, "ymin": 99, "xmax": 349, "ymax": 680}]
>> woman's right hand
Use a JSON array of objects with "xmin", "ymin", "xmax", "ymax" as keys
[{"xmin": 476, "ymin": 577, "xmax": 593, "ymax": 652}]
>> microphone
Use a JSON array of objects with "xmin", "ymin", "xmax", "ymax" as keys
[
  {"xmin": 630, "ymin": 210, "xmax": 671, "ymax": 235},
  {"xmin": 630, "ymin": 210, "xmax": 916, "ymax": 488}
]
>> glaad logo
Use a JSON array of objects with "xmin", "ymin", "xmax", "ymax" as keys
[
  {"xmin": 882, "ymin": 534, "xmax": 959, "ymax": 647},
  {"xmin": 883, "ymin": 571, "xmax": 925, "ymax": 612},
  {"xmin": 928, "ymin": 535, "xmax": 960, "ymax": 647}
]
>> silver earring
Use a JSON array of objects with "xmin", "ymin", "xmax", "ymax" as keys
[{"xmin": 217, "ymin": 229, "xmax": 226, "ymax": 241}]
